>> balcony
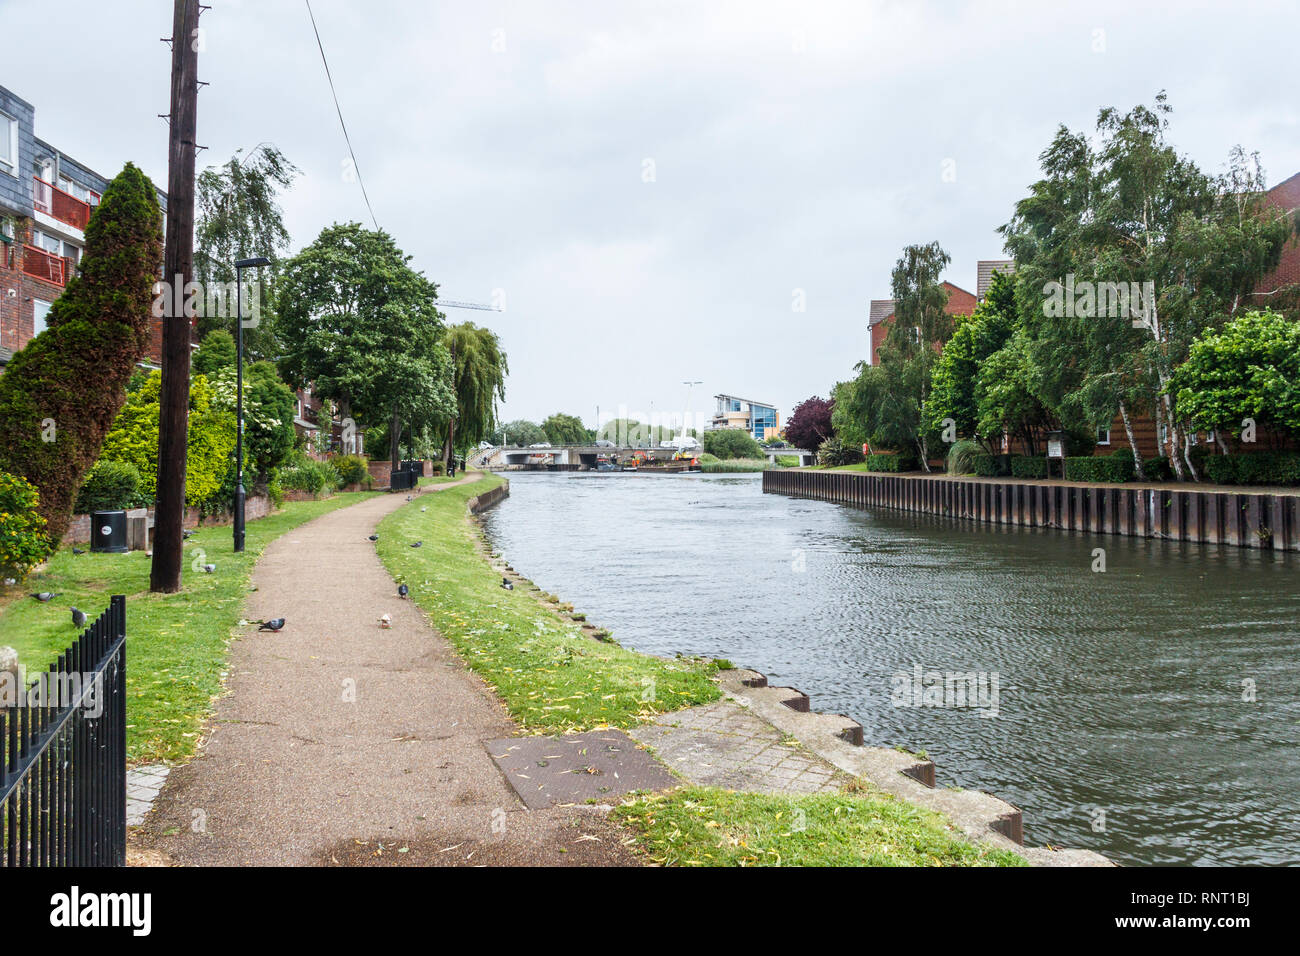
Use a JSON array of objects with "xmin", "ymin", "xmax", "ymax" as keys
[
  {"xmin": 33, "ymin": 177, "xmax": 92, "ymax": 232},
  {"xmin": 22, "ymin": 244, "xmax": 72, "ymax": 286}
]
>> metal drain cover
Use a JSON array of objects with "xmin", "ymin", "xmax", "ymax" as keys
[{"xmin": 486, "ymin": 730, "xmax": 677, "ymax": 809}]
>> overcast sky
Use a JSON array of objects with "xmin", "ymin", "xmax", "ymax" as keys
[{"xmin": 3, "ymin": 0, "xmax": 1297, "ymax": 432}]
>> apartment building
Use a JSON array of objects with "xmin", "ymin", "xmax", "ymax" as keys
[
  {"xmin": 711, "ymin": 394, "xmax": 780, "ymax": 441},
  {"xmin": 0, "ymin": 83, "xmax": 168, "ymax": 369}
]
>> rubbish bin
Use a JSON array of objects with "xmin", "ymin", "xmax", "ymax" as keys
[
  {"xmin": 390, "ymin": 469, "xmax": 414, "ymax": 492},
  {"xmin": 91, "ymin": 510, "xmax": 129, "ymax": 554}
]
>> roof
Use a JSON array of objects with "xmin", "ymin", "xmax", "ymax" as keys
[
  {"xmin": 976, "ymin": 260, "xmax": 1015, "ymax": 298},
  {"xmin": 713, "ymin": 394, "xmax": 777, "ymax": 410},
  {"xmin": 868, "ymin": 299, "xmax": 895, "ymax": 326}
]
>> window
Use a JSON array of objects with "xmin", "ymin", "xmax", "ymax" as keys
[
  {"xmin": 1096, "ymin": 425, "xmax": 1111, "ymax": 445},
  {"xmin": 0, "ymin": 112, "xmax": 16, "ymax": 176},
  {"xmin": 30, "ymin": 228, "xmax": 61, "ymax": 255},
  {"xmin": 33, "ymin": 299, "xmax": 52, "ymax": 337}
]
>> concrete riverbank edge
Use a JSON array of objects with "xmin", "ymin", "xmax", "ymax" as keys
[
  {"xmin": 765, "ymin": 469, "xmax": 1300, "ymax": 551},
  {"xmin": 468, "ymin": 478, "xmax": 1110, "ymax": 866}
]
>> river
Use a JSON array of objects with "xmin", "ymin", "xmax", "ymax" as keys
[{"xmin": 479, "ymin": 471, "xmax": 1300, "ymax": 866}]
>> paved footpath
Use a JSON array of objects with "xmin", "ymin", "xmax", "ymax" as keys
[{"xmin": 136, "ymin": 474, "xmax": 637, "ymax": 866}]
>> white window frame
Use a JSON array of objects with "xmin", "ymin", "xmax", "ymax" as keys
[
  {"xmin": 0, "ymin": 111, "xmax": 16, "ymax": 176},
  {"xmin": 1096, "ymin": 425, "xmax": 1111, "ymax": 446},
  {"xmin": 32, "ymin": 298, "xmax": 53, "ymax": 337}
]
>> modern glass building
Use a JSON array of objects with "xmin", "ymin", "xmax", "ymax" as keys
[{"xmin": 711, "ymin": 394, "xmax": 781, "ymax": 440}]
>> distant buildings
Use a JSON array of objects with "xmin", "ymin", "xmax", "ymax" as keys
[
  {"xmin": 711, "ymin": 393, "xmax": 780, "ymax": 441},
  {"xmin": 0, "ymin": 83, "xmax": 169, "ymax": 369}
]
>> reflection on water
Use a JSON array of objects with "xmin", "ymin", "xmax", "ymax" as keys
[{"xmin": 480, "ymin": 471, "xmax": 1300, "ymax": 865}]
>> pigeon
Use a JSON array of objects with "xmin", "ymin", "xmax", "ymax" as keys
[
  {"xmin": 71, "ymin": 607, "xmax": 87, "ymax": 629},
  {"xmin": 368, "ymin": 534, "xmax": 379, "ymax": 542},
  {"xmin": 501, "ymin": 577, "xmax": 514, "ymax": 591},
  {"xmin": 378, "ymin": 613, "xmax": 392, "ymax": 629},
  {"xmin": 257, "ymin": 618, "xmax": 285, "ymax": 632},
  {"xmin": 72, "ymin": 548, "xmax": 86, "ymax": 556},
  {"xmin": 30, "ymin": 591, "xmax": 61, "ymax": 602},
  {"xmin": 405, "ymin": 495, "xmax": 413, "ymax": 501},
  {"xmin": 410, "ymin": 541, "xmax": 422, "ymax": 548},
  {"xmin": 420, "ymin": 506, "xmax": 427, "ymax": 513},
  {"xmin": 182, "ymin": 530, "xmax": 196, "ymax": 539},
  {"xmin": 397, "ymin": 584, "xmax": 409, "ymax": 599},
  {"xmin": 202, "ymin": 564, "xmax": 217, "ymax": 573}
]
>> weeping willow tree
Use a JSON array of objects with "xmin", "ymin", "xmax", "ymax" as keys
[{"xmin": 440, "ymin": 323, "xmax": 508, "ymax": 468}]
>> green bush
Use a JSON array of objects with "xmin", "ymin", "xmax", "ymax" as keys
[
  {"xmin": 1143, "ymin": 457, "xmax": 1173, "ymax": 482},
  {"xmin": 866, "ymin": 452, "xmax": 916, "ymax": 472},
  {"xmin": 703, "ymin": 429, "xmax": 765, "ymax": 460},
  {"xmin": 946, "ymin": 439, "xmax": 980, "ymax": 476},
  {"xmin": 430, "ymin": 461, "xmax": 446, "ymax": 475},
  {"xmin": 74, "ymin": 460, "xmax": 142, "ymax": 513},
  {"xmin": 277, "ymin": 454, "xmax": 340, "ymax": 496},
  {"xmin": 1063, "ymin": 450, "xmax": 1133, "ymax": 483},
  {"xmin": 1201, "ymin": 452, "xmax": 1300, "ymax": 486},
  {"xmin": 818, "ymin": 438, "xmax": 865, "ymax": 468},
  {"xmin": 1010, "ymin": 455, "xmax": 1047, "ymax": 479},
  {"xmin": 0, "ymin": 471, "xmax": 54, "ymax": 581},
  {"xmin": 774, "ymin": 455, "xmax": 800, "ymax": 468},
  {"xmin": 972, "ymin": 454, "xmax": 1001, "ymax": 477},
  {"xmin": 331, "ymin": 454, "xmax": 369, "ymax": 486}
]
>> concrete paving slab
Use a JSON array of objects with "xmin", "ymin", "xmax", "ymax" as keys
[{"xmin": 487, "ymin": 730, "xmax": 678, "ymax": 809}]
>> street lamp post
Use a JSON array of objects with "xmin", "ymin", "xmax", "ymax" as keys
[{"xmin": 233, "ymin": 256, "xmax": 272, "ymax": 552}]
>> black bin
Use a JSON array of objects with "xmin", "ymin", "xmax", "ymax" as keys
[
  {"xmin": 91, "ymin": 510, "xmax": 128, "ymax": 553},
  {"xmin": 390, "ymin": 469, "xmax": 414, "ymax": 492}
]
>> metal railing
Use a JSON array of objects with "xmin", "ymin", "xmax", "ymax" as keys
[
  {"xmin": 0, "ymin": 595, "xmax": 127, "ymax": 867},
  {"xmin": 33, "ymin": 177, "xmax": 93, "ymax": 232},
  {"xmin": 20, "ymin": 244, "xmax": 70, "ymax": 286}
]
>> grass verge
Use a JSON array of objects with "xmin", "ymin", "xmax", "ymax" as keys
[
  {"xmin": 375, "ymin": 476, "xmax": 721, "ymax": 734},
  {"xmin": 0, "ymin": 492, "xmax": 380, "ymax": 765},
  {"xmin": 699, "ymin": 457, "xmax": 770, "ymax": 473},
  {"xmin": 612, "ymin": 786, "xmax": 1028, "ymax": 866}
]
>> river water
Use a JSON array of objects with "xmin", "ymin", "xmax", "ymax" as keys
[{"xmin": 479, "ymin": 471, "xmax": 1300, "ymax": 866}]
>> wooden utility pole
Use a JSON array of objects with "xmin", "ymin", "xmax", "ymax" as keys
[{"xmin": 151, "ymin": 0, "xmax": 200, "ymax": 593}]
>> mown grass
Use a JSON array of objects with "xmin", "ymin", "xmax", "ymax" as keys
[
  {"xmin": 375, "ymin": 476, "xmax": 721, "ymax": 734},
  {"xmin": 613, "ymin": 786, "xmax": 1027, "ymax": 867},
  {"xmin": 0, "ymin": 492, "xmax": 380, "ymax": 765}
]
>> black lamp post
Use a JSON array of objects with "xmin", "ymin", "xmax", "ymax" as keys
[{"xmin": 233, "ymin": 256, "xmax": 272, "ymax": 552}]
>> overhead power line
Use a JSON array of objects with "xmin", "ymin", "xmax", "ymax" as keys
[{"xmin": 304, "ymin": 0, "xmax": 379, "ymax": 230}]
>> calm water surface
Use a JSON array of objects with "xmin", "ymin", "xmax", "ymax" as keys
[{"xmin": 480, "ymin": 472, "xmax": 1300, "ymax": 866}]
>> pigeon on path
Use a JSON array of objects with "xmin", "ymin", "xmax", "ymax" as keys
[
  {"xmin": 398, "ymin": 584, "xmax": 409, "ymax": 599},
  {"xmin": 378, "ymin": 614, "xmax": 392, "ymax": 629},
  {"xmin": 71, "ymin": 607, "xmax": 87, "ymax": 629},
  {"xmin": 256, "ymin": 618, "xmax": 285, "ymax": 632},
  {"xmin": 30, "ymin": 591, "xmax": 61, "ymax": 602},
  {"xmin": 368, "ymin": 534, "xmax": 379, "ymax": 542}
]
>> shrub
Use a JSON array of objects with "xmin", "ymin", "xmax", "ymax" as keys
[
  {"xmin": 430, "ymin": 461, "xmax": 446, "ymax": 475},
  {"xmin": 703, "ymin": 429, "xmax": 765, "ymax": 460},
  {"xmin": 74, "ymin": 460, "xmax": 142, "ymax": 513},
  {"xmin": 331, "ymin": 454, "xmax": 369, "ymax": 486},
  {"xmin": 1064, "ymin": 450, "xmax": 1132, "ymax": 483},
  {"xmin": 699, "ymin": 457, "xmax": 769, "ymax": 473},
  {"xmin": 818, "ymin": 438, "xmax": 865, "ymax": 468},
  {"xmin": 1010, "ymin": 455, "xmax": 1047, "ymax": 479},
  {"xmin": 1143, "ymin": 457, "xmax": 1173, "ymax": 482},
  {"xmin": 277, "ymin": 454, "xmax": 340, "ymax": 496},
  {"xmin": 866, "ymin": 452, "xmax": 915, "ymax": 472},
  {"xmin": 1201, "ymin": 452, "xmax": 1300, "ymax": 486},
  {"xmin": 1202, "ymin": 454, "xmax": 1236, "ymax": 485},
  {"xmin": 0, "ymin": 164, "xmax": 164, "ymax": 544},
  {"xmin": 972, "ymin": 454, "xmax": 1000, "ymax": 477},
  {"xmin": 946, "ymin": 439, "xmax": 980, "ymax": 476},
  {"xmin": 775, "ymin": 455, "xmax": 800, "ymax": 468},
  {"xmin": 0, "ymin": 471, "xmax": 54, "ymax": 581}
]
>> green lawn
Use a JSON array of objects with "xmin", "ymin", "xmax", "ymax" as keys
[
  {"xmin": 0, "ymin": 492, "xmax": 379, "ymax": 765},
  {"xmin": 375, "ymin": 477, "xmax": 721, "ymax": 734},
  {"xmin": 613, "ymin": 786, "xmax": 1028, "ymax": 867}
]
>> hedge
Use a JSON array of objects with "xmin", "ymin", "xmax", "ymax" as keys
[
  {"xmin": 1010, "ymin": 456, "xmax": 1048, "ymax": 479},
  {"xmin": 73, "ymin": 460, "xmax": 142, "ymax": 513},
  {"xmin": 1202, "ymin": 452, "xmax": 1300, "ymax": 486},
  {"xmin": 867, "ymin": 452, "xmax": 916, "ymax": 472},
  {"xmin": 1064, "ymin": 451, "xmax": 1134, "ymax": 483}
]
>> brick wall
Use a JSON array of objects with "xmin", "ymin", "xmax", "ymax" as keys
[{"xmin": 64, "ymin": 494, "xmax": 275, "ymax": 545}]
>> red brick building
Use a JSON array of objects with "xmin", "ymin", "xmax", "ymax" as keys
[{"xmin": 867, "ymin": 280, "xmax": 978, "ymax": 367}]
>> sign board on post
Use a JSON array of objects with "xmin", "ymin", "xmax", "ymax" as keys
[{"xmin": 1046, "ymin": 429, "xmax": 1066, "ymax": 479}]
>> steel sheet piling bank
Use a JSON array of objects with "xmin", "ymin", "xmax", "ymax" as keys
[{"xmin": 762, "ymin": 470, "xmax": 1300, "ymax": 551}]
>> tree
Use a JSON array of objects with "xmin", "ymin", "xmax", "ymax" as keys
[
  {"xmin": 702, "ymin": 429, "xmax": 764, "ymax": 459},
  {"xmin": 440, "ymin": 323, "xmax": 508, "ymax": 467},
  {"xmin": 192, "ymin": 329, "xmax": 237, "ymax": 377},
  {"xmin": 275, "ymin": 223, "xmax": 455, "ymax": 469},
  {"xmin": 784, "ymin": 396, "xmax": 835, "ymax": 451},
  {"xmin": 974, "ymin": 331, "xmax": 1054, "ymax": 455},
  {"xmin": 1171, "ymin": 310, "xmax": 1300, "ymax": 448},
  {"xmin": 492, "ymin": 419, "xmax": 546, "ymax": 446},
  {"xmin": 0, "ymin": 164, "xmax": 163, "ymax": 544},
  {"xmin": 195, "ymin": 145, "xmax": 299, "ymax": 353},
  {"xmin": 542, "ymin": 413, "xmax": 588, "ymax": 446},
  {"xmin": 877, "ymin": 242, "xmax": 956, "ymax": 469},
  {"xmin": 209, "ymin": 361, "xmax": 297, "ymax": 480}
]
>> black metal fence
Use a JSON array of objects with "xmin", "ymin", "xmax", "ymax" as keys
[{"xmin": 1, "ymin": 595, "xmax": 127, "ymax": 867}]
